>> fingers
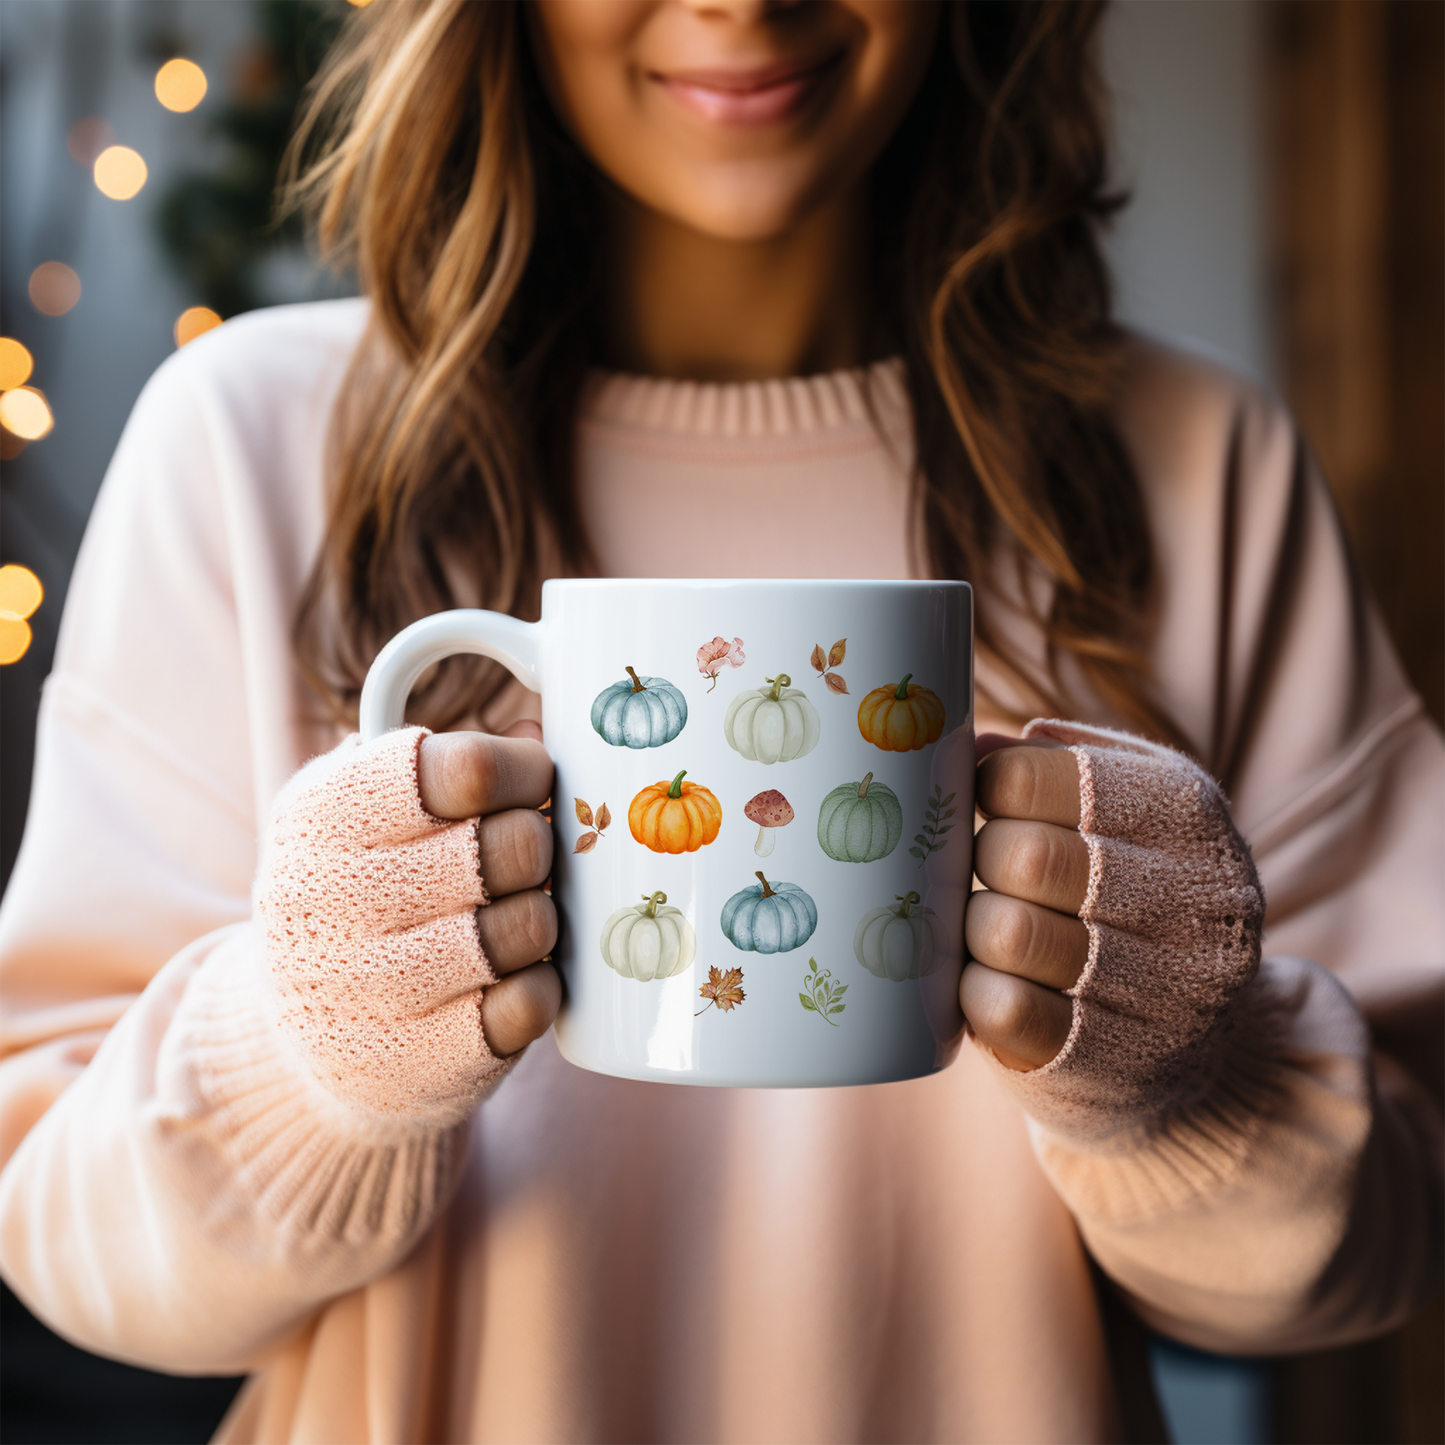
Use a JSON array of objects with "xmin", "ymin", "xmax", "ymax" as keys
[
  {"xmin": 974, "ymin": 817, "xmax": 1090, "ymax": 914},
  {"xmin": 976, "ymin": 745, "xmax": 1081, "ymax": 827},
  {"xmin": 481, "ymin": 961, "xmax": 562, "ymax": 1058},
  {"xmin": 417, "ymin": 731, "xmax": 553, "ymax": 820},
  {"xmin": 965, "ymin": 890, "xmax": 1088, "ymax": 992},
  {"xmin": 960, "ymin": 961, "xmax": 1073, "ymax": 1070},
  {"xmin": 476, "ymin": 888, "xmax": 558, "ymax": 976},
  {"xmin": 476, "ymin": 808, "xmax": 553, "ymax": 897}
]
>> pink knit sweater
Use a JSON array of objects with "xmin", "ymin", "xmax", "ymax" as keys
[{"xmin": 0, "ymin": 300, "xmax": 1439, "ymax": 1444}]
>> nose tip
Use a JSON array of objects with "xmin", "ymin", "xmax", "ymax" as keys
[{"xmin": 676, "ymin": 0, "xmax": 803, "ymax": 21}]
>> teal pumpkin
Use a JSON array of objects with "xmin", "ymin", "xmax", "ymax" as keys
[
  {"xmin": 817, "ymin": 771, "xmax": 903, "ymax": 863},
  {"xmin": 591, "ymin": 666, "xmax": 688, "ymax": 749},
  {"xmin": 720, "ymin": 872, "xmax": 818, "ymax": 955}
]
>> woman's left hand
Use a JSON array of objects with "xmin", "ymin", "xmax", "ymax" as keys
[{"xmin": 962, "ymin": 739, "xmax": 1090, "ymax": 1072}]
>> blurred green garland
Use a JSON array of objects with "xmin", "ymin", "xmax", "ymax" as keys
[{"xmin": 157, "ymin": 0, "xmax": 343, "ymax": 318}]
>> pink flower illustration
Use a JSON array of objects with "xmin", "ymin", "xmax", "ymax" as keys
[{"xmin": 697, "ymin": 636, "xmax": 746, "ymax": 692}]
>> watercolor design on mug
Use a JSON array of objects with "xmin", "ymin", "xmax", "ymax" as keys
[
  {"xmin": 591, "ymin": 666, "xmax": 688, "ymax": 748},
  {"xmin": 857, "ymin": 673, "xmax": 946, "ymax": 752},
  {"xmin": 909, "ymin": 783, "xmax": 956, "ymax": 868},
  {"xmin": 817, "ymin": 771, "xmax": 903, "ymax": 863},
  {"xmin": 799, "ymin": 957, "xmax": 847, "ymax": 1023},
  {"xmin": 744, "ymin": 790, "xmax": 794, "ymax": 856},
  {"xmin": 722, "ymin": 673, "xmax": 821, "ymax": 764},
  {"xmin": 853, "ymin": 891, "xmax": 939, "ymax": 982},
  {"xmin": 599, "ymin": 891, "xmax": 697, "ymax": 982},
  {"xmin": 697, "ymin": 635, "xmax": 745, "ymax": 693},
  {"xmin": 572, "ymin": 797, "xmax": 611, "ymax": 854},
  {"xmin": 720, "ymin": 871, "xmax": 818, "ymax": 954},
  {"xmin": 629, "ymin": 770, "xmax": 723, "ymax": 854},
  {"xmin": 695, "ymin": 965, "xmax": 746, "ymax": 1017},
  {"xmin": 809, "ymin": 638, "xmax": 849, "ymax": 694}
]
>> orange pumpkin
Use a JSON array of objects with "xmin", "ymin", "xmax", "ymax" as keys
[
  {"xmin": 629, "ymin": 770, "xmax": 723, "ymax": 854},
  {"xmin": 857, "ymin": 673, "xmax": 946, "ymax": 753}
]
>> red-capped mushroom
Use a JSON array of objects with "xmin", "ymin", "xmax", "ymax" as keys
[{"xmin": 744, "ymin": 790, "xmax": 794, "ymax": 857}]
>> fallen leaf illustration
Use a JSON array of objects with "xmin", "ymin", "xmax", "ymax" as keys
[
  {"xmin": 574, "ymin": 798, "xmax": 594, "ymax": 828},
  {"xmin": 696, "ymin": 965, "xmax": 746, "ymax": 1015},
  {"xmin": 574, "ymin": 831, "xmax": 598, "ymax": 854},
  {"xmin": 810, "ymin": 643, "xmax": 827, "ymax": 675},
  {"xmin": 824, "ymin": 672, "xmax": 849, "ymax": 694},
  {"xmin": 828, "ymin": 638, "xmax": 847, "ymax": 668},
  {"xmin": 595, "ymin": 802, "xmax": 611, "ymax": 832}
]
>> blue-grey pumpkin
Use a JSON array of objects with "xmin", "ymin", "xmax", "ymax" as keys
[
  {"xmin": 719, "ymin": 872, "xmax": 818, "ymax": 954},
  {"xmin": 591, "ymin": 666, "xmax": 688, "ymax": 749},
  {"xmin": 817, "ymin": 771, "xmax": 902, "ymax": 862}
]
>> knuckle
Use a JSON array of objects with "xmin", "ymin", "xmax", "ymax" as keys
[
  {"xmin": 519, "ymin": 890, "xmax": 558, "ymax": 955},
  {"xmin": 462, "ymin": 736, "xmax": 503, "ymax": 813},
  {"xmin": 507, "ymin": 810, "xmax": 552, "ymax": 884},
  {"xmin": 1006, "ymin": 825, "xmax": 1054, "ymax": 896},
  {"xmin": 989, "ymin": 898, "xmax": 1036, "ymax": 968},
  {"xmin": 964, "ymin": 968, "xmax": 1031, "ymax": 1042}
]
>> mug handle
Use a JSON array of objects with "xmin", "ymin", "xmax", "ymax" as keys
[{"xmin": 359, "ymin": 609, "xmax": 545, "ymax": 742}]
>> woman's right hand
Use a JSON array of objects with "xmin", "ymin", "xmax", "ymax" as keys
[{"xmin": 416, "ymin": 726, "xmax": 560, "ymax": 1058}]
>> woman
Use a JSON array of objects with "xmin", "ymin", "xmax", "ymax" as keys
[{"xmin": 0, "ymin": 1, "xmax": 1439, "ymax": 1440}]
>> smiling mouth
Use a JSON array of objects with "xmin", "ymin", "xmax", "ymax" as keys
[{"xmin": 652, "ymin": 53, "xmax": 844, "ymax": 127}]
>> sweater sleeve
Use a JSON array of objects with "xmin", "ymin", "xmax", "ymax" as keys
[
  {"xmin": 0, "ymin": 330, "xmax": 505, "ymax": 1373},
  {"xmin": 984, "ymin": 355, "xmax": 1444, "ymax": 1353}
]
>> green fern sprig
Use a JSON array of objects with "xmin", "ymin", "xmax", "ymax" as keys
[{"xmin": 909, "ymin": 784, "xmax": 956, "ymax": 868}]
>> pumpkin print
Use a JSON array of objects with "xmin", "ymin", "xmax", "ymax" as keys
[
  {"xmin": 600, "ymin": 891, "xmax": 697, "ymax": 981},
  {"xmin": 817, "ymin": 771, "xmax": 903, "ymax": 863},
  {"xmin": 857, "ymin": 673, "xmax": 946, "ymax": 753},
  {"xmin": 853, "ymin": 891, "xmax": 938, "ymax": 981},
  {"xmin": 722, "ymin": 673, "xmax": 821, "ymax": 765},
  {"xmin": 720, "ymin": 871, "xmax": 818, "ymax": 955},
  {"xmin": 591, "ymin": 666, "xmax": 688, "ymax": 749},
  {"xmin": 629, "ymin": 770, "xmax": 723, "ymax": 854}
]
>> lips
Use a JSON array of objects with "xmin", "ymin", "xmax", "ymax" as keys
[{"xmin": 652, "ymin": 53, "xmax": 842, "ymax": 126}]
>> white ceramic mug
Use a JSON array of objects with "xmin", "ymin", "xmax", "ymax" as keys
[{"xmin": 361, "ymin": 578, "xmax": 973, "ymax": 1088}]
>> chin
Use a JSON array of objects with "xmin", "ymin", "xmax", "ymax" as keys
[{"xmin": 650, "ymin": 161, "xmax": 841, "ymax": 242}]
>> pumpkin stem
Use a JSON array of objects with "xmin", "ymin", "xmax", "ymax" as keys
[
  {"xmin": 755, "ymin": 871, "xmax": 777, "ymax": 898},
  {"xmin": 894, "ymin": 673, "xmax": 914, "ymax": 700},
  {"xmin": 641, "ymin": 891, "xmax": 667, "ymax": 918},
  {"xmin": 857, "ymin": 771, "xmax": 874, "ymax": 799},
  {"xmin": 667, "ymin": 769, "xmax": 687, "ymax": 798},
  {"xmin": 765, "ymin": 673, "xmax": 791, "ymax": 701},
  {"xmin": 625, "ymin": 666, "xmax": 647, "ymax": 693},
  {"xmin": 894, "ymin": 890, "xmax": 921, "ymax": 918}
]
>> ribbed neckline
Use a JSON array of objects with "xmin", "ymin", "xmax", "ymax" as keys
[{"xmin": 581, "ymin": 357, "xmax": 907, "ymax": 439}]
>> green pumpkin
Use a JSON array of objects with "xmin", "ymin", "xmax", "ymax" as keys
[{"xmin": 817, "ymin": 771, "xmax": 903, "ymax": 863}]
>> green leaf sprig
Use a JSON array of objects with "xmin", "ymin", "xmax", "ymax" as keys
[
  {"xmin": 799, "ymin": 957, "xmax": 847, "ymax": 1025},
  {"xmin": 909, "ymin": 784, "xmax": 956, "ymax": 867}
]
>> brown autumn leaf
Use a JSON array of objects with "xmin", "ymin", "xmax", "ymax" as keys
[
  {"xmin": 697, "ymin": 965, "xmax": 746, "ymax": 1014},
  {"xmin": 824, "ymin": 672, "xmax": 849, "ymax": 694},
  {"xmin": 573, "ymin": 831, "xmax": 598, "ymax": 854},
  {"xmin": 810, "ymin": 643, "xmax": 827, "ymax": 675},
  {"xmin": 574, "ymin": 798, "xmax": 594, "ymax": 828},
  {"xmin": 595, "ymin": 802, "xmax": 611, "ymax": 832},
  {"xmin": 828, "ymin": 638, "xmax": 847, "ymax": 668}
]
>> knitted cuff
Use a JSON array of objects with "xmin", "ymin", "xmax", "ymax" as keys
[
  {"xmin": 989, "ymin": 720, "xmax": 1265, "ymax": 1146},
  {"xmin": 256, "ymin": 727, "xmax": 510, "ymax": 1126}
]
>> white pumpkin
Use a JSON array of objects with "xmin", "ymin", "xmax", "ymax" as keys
[
  {"xmin": 723, "ymin": 673, "xmax": 821, "ymax": 764},
  {"xmin": 599, "ymin": 891, "xmax": 697, "ymax": 982},
  {"xmin": 853, "ymin": 892, "xmax": 938, "ymax": 981}
]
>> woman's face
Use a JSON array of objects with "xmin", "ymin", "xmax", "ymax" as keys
[{"xmin": 529, "ymin": 0, "xmax": 941, "ymax": 241}]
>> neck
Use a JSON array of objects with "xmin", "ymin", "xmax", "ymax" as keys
[{"xmin": 599, "ymin": 190, "xmax": 870, "ymax": 382}]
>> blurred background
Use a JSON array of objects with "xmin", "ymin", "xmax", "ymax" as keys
[{"xmin": 0, "ymin": 1, "xmax": 1440, "ymax": 1441}]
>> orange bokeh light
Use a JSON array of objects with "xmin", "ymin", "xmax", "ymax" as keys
[
  {"xmin": 93, "ymin": 145, "xmax": 148, "ymax": 200},
  {"xmin": 155, "ymin": 58, "xmax": 208, "ymax": 112},
  {"xmin": 0, "ymin": 617, "xmax": 33, "ymax": 665},
  {"xmin": 0, "ymin": 564, "xmax": 41, "ymax": 665},
  {"xmin": 0, "ymin": 339, "xmax": 34, "ymax": 391},
  {"xmin": 175, "ymin": 307, "xmax": 223, "ymax": 348},
  {"xmin": 28, "ymin": 262, "xmax": 81, "ymax": 317},
  {"xmin": 0, "ymin": 388, "xmax": 53, "ymax": 441}
]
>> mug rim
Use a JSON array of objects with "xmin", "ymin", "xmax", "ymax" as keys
[{"xmin": 541, "ymin": 577, "xmax": 972, "ymax": 591}]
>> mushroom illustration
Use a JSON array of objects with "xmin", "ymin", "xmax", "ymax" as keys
[{"xmin": 744, "ymin": 790, "xmax": 794, "ymax": 857}]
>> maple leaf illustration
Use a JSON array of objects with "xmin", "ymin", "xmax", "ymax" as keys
[{"xmin": 696, "ymin": 965, "xmax": 746, "ymax": 1015}]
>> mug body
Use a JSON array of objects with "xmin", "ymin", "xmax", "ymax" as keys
[{"xmin": 542, "ymin": 578, "xmax": 972, "ymax": 1088}]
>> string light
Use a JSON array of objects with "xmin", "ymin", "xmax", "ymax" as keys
[
  {"xmin": 28, "ymin": 263, "xmax": 81, "ymax": 317},
  {"xmin": 0, "ymin": 339, "xmax": 34, "ymax": 391},
  {"xmin": 0, "ymin": 563, "xmax": 42, "ymax": 666},
  {"xmin": 155, "ymin": 59, "xmax": 208, "ymax": 112},
  {"xmin": 0, "ymin": 388, "xmax": 54, "ymax": 441},
  {"xmin": 175, "ymin": 307, "xmax": 223, "ymax": 347},
  {"xmin": 93, "ymin": 145, "xmax": 148, "ymax": 200}
]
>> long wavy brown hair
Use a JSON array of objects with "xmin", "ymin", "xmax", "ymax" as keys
[{"xmin": 287, "ymin": 0, "xmax": 1179, "ymax": 743}]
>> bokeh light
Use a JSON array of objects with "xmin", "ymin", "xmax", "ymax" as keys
[
  {"xmin": 174, "ymin": 306, "xmax": 223, "ymax": 347},
  {"xmin": 66, "ymin": 117, "xmax": 115, "ymax": 166},
  {"xmin": 93, "ymin": 145, "xmax": 148, "ymax": 200},
  {"xmin": 347, "ymin": 0, "xmax": 375, "ymax": 7},
  {"xmin": 0, "ymin": 339, "xmax": 34, "ymax": 391},
  {"xmin": 0, "ymin": 388, "xmax": 54, "ymax": 441},
  {"xmin": 0, "ymin": 563, "xmax": 42, "ymax": 666},
  {"xmin": 155, "ymin": 58, "xmax": 208, "ymax": 112},
  {"xmin": 28, "ymin": 262, "xmax": 81, "ymax": 317}
]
